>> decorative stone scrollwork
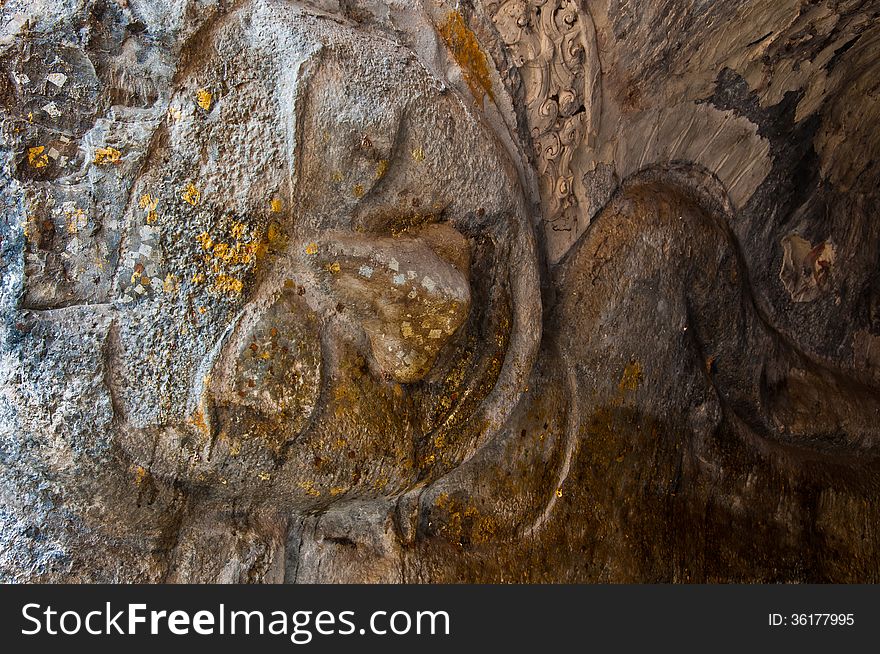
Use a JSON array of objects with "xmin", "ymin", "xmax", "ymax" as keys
[{"xmin": 484, "ymin": 0, "xmax": 600, "ymax": 230}]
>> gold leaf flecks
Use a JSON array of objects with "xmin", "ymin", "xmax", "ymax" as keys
[
  {"xmin": 196, "ymin": 88, "xmax": 212, "ymax": 111},
  {"xmin": 93, "ymin": 147, "xmax": 122, "ymax": 165},
  {"xmin": 163, "ymin": 273, "xmax": 178, "ymax": 294},
  {"xmin": 27, "ymin": 146, "xmax": 48, "ymax": 168},
  {"xmin": 182, "ymin": 183, "xmax": 201, "ymax": 206}
]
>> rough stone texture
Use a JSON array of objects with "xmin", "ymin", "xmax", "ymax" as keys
[{"xmin": 0, "ymin": 0, "xmax": 879, "ymax": 583}]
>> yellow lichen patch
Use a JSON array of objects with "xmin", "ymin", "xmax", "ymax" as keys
[
  {"xmin": 257, "ymin": 471, "xmax": 271, "ymax": 481},
  {"xmin": 329, "ymin": 486, "xmax": 345, "ymax": 497},
  {"xmin": 352, "ymin": 184, "xmax": 365, "ymax": 198},
  {"xmin": 618, "ymin": 360, "xmax": 643, "ymax": 392},
  {"xmin": 230, "ymin": 221, "xmax": 247, "ymax": 240},
  {"xmin": 196, "ymin": 88, "xmax": 213, "ymax": 111},
  {"xmin": 270, "ymin": 198, "xmax": 282, "ymax": 213},
  {"xmin": 411, "ymin": 146, "xmax": 425, "ymax": 163},
  {"xmin": 328, "ymin": 262, "xmax": 341, "ymax": 274},
  {"xmin": 93, "ymin": 147, "xmax": 122, "ymax": 165},
  {"xmin": 375, "ymin": 159, "xmax": 389, "ymax": 179},
  {"xmin": 196, "ymin": 231, "xmax": 212, "ymax": 250},
  {"xmin": 212, "ymin": 274, "xmax": 243, "ymax": 295},
  {"xmin": 304, "ymin": 242, "xmax": 318, "ymax": 255},
  {"xmin": 331, "ymin": 170, "xmax": 344, "ymax": 183},
  {"xmin": 439, "ymin": 10, "xmax": 494, "ymax": 105},
  {"xmin": 181, "ymin": 182, "xmax": 201, "ymax": 205},
  {"xmin": 27, "ymin": 146, "xmax": 48, "ymax": 168},
  {"xmin": 555, "ymin": 488, "xmax": 564, "ymax": 498}
]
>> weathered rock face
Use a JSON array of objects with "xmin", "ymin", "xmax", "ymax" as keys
[{"xmin": 0, "ymin": 0, "xmax": 878, "ymax": 583}]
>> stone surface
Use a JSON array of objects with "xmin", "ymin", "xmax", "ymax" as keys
[{"xmin": 1, "ymin": 0, "xmax": 879, "ymax": 583}]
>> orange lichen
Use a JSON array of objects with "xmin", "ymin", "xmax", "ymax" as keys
[{"xmin": 439, "ymin": 11, "xmax": 494, "ymax": 104}]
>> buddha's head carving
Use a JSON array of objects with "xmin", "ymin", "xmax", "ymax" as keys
[{"xmin": 102, "ymin": 0, "xmax": 540, "ymax": 509}]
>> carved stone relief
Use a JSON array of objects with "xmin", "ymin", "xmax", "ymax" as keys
[{"xmin": 1, "ymin": 0, "xmax": 880, "ymax": 583}]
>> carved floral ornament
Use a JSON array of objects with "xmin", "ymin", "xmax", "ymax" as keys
[{"xmin": 483, "ymin": 0, "xmax": 601, "ymax": 227}]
